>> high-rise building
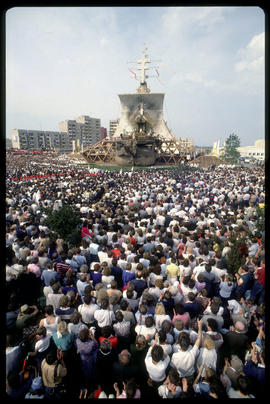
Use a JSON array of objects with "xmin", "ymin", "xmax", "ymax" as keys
[
  {"xmin": 101, "ymin": 127, "xmax": 107, "ymax": 140},
  {"xmin": 75, "ymin": 115, "xmax": 101, "ymax": 147},
  {"xmin": 109, "ymin": 119, "xmax": 119, "ymax": 138}
]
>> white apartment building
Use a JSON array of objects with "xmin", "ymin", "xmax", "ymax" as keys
[
  {"xmin": 11, "ymin": 129, "xmax": 68, "ymax": 151},
  {"xmin": 109, "ymin": 119, "xmax": 119, "ymax": 138},
  {"xmin": 237, "ymin": 139, "xmax": 265, "ymax": 161},
  {"xmin": 11, "ymin": 115, "xmax": 102, "ymax": 152}
]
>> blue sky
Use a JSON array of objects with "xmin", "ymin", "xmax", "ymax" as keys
[{"xmin": 6, "ymin": 6, "xmax": 265, "ymax": 146}]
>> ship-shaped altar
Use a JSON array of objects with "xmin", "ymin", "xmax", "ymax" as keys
[{"xmin": 81, "ymin": 49, "xmax": 194, "ymax": 166}]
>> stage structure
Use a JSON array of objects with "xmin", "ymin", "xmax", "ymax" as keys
[{"xmin": 81, "ymin": 49, "xmax": 194, "ymax": 166}]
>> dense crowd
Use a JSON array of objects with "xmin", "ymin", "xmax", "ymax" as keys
[{"xmin": 6, "ymin": 152, "xmax": 265, "ymax": 399}]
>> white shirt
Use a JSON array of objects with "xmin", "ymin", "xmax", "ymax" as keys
[
  {"xmin": 35, "ymin": 335, "xmax": 51, "ymax": 352},
  {"xmin": 197, "ymin": 347, "xmax": 217, "ymax": 377},
  {"xmin": 170, "ymin": 344, "xmax": 199, "ymax": 377},
  {"xmin": 154, "ymin": 314, "xmax": 171, "ymax": 330},
  {"xmin": 227, "ymin": 299, "xmax": 242, "ymax": 314},
  {"xmin": 135, "ymin": 324, "xmax": 156, "ymax": 340},
  {"xmin": 150, "ymin": 341, "xmax": 173, "ymax": 356},
  {"xmin": 78, "ymin": 303, "xmax": 99, "ymax": 324},
  {"xmin": 145, "ymin": 346, "xmax": 170, "ymax": 382},
  {"xmin": 94, "ymin": 308, "xmax": 115, "ymax": 327}
]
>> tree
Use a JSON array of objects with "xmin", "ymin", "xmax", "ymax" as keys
[
  {"xmin": 226, "ymin": 235, "xmax": 246, "ymax": 274},
  {"xmin": 223, "ymin": 133, "xmax": 241, "ymax": 164},
  {"xmin": 44, "ymin": 205, "xmax": 81, "ymax": 245}
]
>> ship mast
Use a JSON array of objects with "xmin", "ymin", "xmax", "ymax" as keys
[{"xmin": 136, "ymin": 48, "xmax": 151, "ymax": 94}]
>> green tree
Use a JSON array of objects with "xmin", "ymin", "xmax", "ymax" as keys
[
  {"xmin": 226, "ymin": 235, "xmax": 246, "ymax": 274},
  {"xmin": 223, "ymin": 133, "xmax": 241, "ymax": 164},
  {"xmin": 44, "ymin": 205, "xmax": 81, "ymax": 245}
]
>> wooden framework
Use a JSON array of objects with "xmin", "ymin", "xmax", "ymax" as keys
[{"xmin": 81, "ymin": 135, "xmax": 194, "ymax": 166}]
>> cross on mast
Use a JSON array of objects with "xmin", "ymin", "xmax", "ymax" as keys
[{"xmin": 137, "ymin": 48, "xmax": 151, "ymax": 84}]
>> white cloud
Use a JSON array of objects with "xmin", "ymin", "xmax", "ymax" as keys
[
  {"xmin": 161, "ymin": 6, "xmax": 234, "ymax": 36},
  {"xmin": 235, "ymin": 32, "xmax": 264, "ymax": 72}
]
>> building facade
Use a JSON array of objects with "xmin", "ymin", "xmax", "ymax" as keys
[
  {"xmin": 109, "ymin": 119, "xmax": 119, "ymax": 138},
  {"xmin": 11, "ymin": 129, "xmax": 69, "ymax": 151},
  {"xmin": 237, "ymin": 139, "xmax": 265, "ymax": 161},
  {"xmin": 11, "ymin": 115, "xmax": 102, "ymax": 152},
  {"xmin": 101, "ymin": 127, "xmax": 107, "ymax": 140}
]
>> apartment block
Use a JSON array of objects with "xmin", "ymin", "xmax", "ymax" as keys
[
  {"xmin": 101, "ymin": 127, "xmax": 107, "ymax": 140},
  {"xmin": 10, "ymin": 129, "xmax": 69, "ymax": 151},
  {"xmin": 109, "ymin": 119, "xmax": 119, "ymax": 138},
  {"xmin": 11, "ymin": 115, "xmax": 103, "ymax": 152}
]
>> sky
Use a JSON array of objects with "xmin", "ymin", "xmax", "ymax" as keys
[{"xmin": 6, "ymin": 6, "xmax": 265, "ymax": 147}]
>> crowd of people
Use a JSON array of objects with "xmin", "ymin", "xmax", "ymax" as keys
[{"xmin": 6, "ymin": 152, "xmax": 265, "ymax": 399}]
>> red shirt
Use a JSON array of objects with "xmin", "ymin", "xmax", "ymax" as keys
[
  {"xmin": 81, "ymin": 226, "xmax": 91, "ymax": 239},
  {"xmin": 256, "ymin": 267, "xmax": 265, "ymax": 287},
  {"xmin": 112, "ymin": 248, "xmax": 121, "ymax": 258},
  {"xmin": 129, "ymin": 237, "xmax": 137, "ymax": 246},
  {"xmin": 99, "ymin": 336, "xmax": 118, "ymax": 348}
]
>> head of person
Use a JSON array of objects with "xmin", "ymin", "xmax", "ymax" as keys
[
  {"xmin": 178, "ymin": 332, "xmax": 190, "ymax": 351},
  {"xmin": 207, "ymin": 318, "xmax": 218, "ymax": 332},
  {"xmin": 205, "ymin": 263, "xmax": 212, "ymax": 273},
  {"xmin": 187, "ymin": 292, "xmax": 196, "ymax": 302},
  {"xmin": 100, "ymin": 298, "xmax": 109, "ymax": 310},
  {"xmin": 124, "ymin": 379, "xmax": 138, "ymax": 399},
  {"xmin": 57, "ymin": 321, "xmax": 67, "ymax": 336},
  {"xmin": 44, "ymin": 305, "xmax": 54, "ymax": 317},
  {"xmin": 155, "ymin": 302, "xmax": 166, "ymax": 315},
  {"xmin": 59, "ymin": 295, "xmax": 69, "ymax": 308},
  {"xmin": 115, "ymin": 310, "xmax": 124, "ymax": 323},
  {"xmin": 155, "ymin": 278, "xmax": 164, "ymax": 289},
  {"xmin": 35, "ymin": 326, "xmax": 47, "ymax": 339},
  {"xmin": 236, "ymin": 375, "xmax": 252, "ymax": 396},
  {"xmin": 120, "ymin": 299, "xmax": 129, "ymax": 311},
  {"xmin": 103, "ymin": 266, "xmax": 111, "ymax": 276},
  {"xmin": 135, "ymin": 334, "xmax": 147, "ymax": 350},
  {"xmin": 204, "ymin": 367, "xmax": 216, "ymax": 382},
  {"xmin": 151, "ymin": 344, "xmax": 164, "ymax": 363},
  {"xmin": 70, "ymin": 311, "xmax": 82, "ymax": 325},
  {"xmin": 161, "ymin": 319, "xmax": 172, "ymax": 335},
  {"xmin": 45, "ymin": 350, "xmax": 57, "ymax": 365},
  {"xmin": 139, "ymin": 304, "xmax": 147, "ymax": 315},
  {"xmin": 52, "ymin": 282, "xmax": 61, "ymax": 294},
  {"xmin": 78, "ymin": 327, "xmax": 89, "ymax": 342},
  {"xmin": 163, "ymin": 290, "xmax": 172, "ymax": 301},
  {"xmin": 145, "ymin": 316, "xmax": 154, "ymax": 328},
  {"xmin": 174, "ymin": 319, "xmax": 185, "ymax": 332},
  {"xmin": 197, "ymin": 273, "xmax": 205, "ymax": 283},
  {"xmin": 210, "ymin": 302, "xmax": 219, "ymax": 315},
  {"xmin": 101, "ymin": 325, "xmax": 113, "ymax": 338},
  {"xmin": 208, "ymin": 376, "xmax": 227, "ymax": 399},
  {"xmin": 99, "ymin": 339, "xmax": 111, "ymax": 355},
  {"xmin": 118, "ymin": 349, "xmax": 131, "ymax": 365},
  {"xmin": 167, "ymin": 367, "xmax": 181, "ymax": 386},
  {"xmin": 203, "ymin": 336, "xmax": 215, "ymax": 351}
]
